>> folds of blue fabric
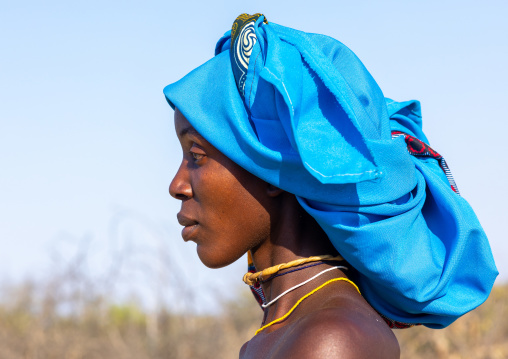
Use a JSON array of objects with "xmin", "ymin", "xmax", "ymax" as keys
[
  {"xmin": 163, "ymin": 20, "xmax": 498, "ymax": 328},
  {"xmin": 297, "ymin": 151, "xmax": 496, "ymax": 327}
]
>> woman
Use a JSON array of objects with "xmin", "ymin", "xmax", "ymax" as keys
[{"xmin": 165, "ymin": 14, "xmax": 497, "ymax": 358}]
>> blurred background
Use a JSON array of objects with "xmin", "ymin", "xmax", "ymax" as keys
[{"xmin": 1, "ymin": 0, "xmax": 507, "ymax": 358}]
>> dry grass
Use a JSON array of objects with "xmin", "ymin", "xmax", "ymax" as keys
[
  {"xmin": 0, "ymin": 277, "xmax": 506, "ymax": 358},
  {"xmin": 0, "ymin": 280, "xmax": 261, "ymax": 359},
  {"xmin": 395, "ymin": 284, "xmax": 508, "ymax": 359}
]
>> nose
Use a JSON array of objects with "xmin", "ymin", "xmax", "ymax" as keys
[{"xmin": 169, "ymin": 162, "xmax": 193, "ymax": 200}]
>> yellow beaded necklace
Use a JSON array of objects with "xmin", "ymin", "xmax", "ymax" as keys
[{"xmin": 255, "ymin": 277, "xmax": 360, "ymax": 335}]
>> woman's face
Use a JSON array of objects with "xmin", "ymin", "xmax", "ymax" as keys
[{"xmin": 170, "ymin": 109, "xmax": 275, "ymax": 268}]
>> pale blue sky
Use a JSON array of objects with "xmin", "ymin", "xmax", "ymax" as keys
[{"xmin": 1, "ymin": 0, "xmax": 507, "ymax": 310}]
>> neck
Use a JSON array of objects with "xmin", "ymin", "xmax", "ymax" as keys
[
  {"xmin": 249, "ymin": 193, "xmax": 343, "ymax": 324},
  {"xmin": 250, "ymin": 194, "xmax": 337, "ymax": 270}
]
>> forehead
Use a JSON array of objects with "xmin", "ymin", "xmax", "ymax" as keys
[{"xmin": 174, "ymin": 108, "xmax": 202, "ymax": 139}]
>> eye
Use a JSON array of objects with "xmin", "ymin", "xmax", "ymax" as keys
[
  {"xmin": 189, "ymin": 144, "xmax": 206, "ymax": 163},
  {"xmin": 190, "ymin": 151, "xmax": 205, "ymax": 161}
]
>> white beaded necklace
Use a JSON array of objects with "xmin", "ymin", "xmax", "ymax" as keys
[{"xmin": 261, "ymin": 266, "xmax": 347, "ymax": 308}]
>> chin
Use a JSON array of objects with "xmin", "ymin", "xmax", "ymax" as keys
[{"xmin": 196, "ymin": 245, "xmax": 242, "ymax": 269}]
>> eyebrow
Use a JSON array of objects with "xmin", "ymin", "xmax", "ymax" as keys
[{"xmin": 179, "ymin": 126, "xmax": 202, "ymax": 138}]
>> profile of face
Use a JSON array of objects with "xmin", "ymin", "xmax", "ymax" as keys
[{"xmin": 170, "ymin": 109, "xmax": 280, "ymax": 268}]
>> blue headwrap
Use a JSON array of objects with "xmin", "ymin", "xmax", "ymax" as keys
[{"xmin": 164, "ymin": 14, "xmax": 498, "ymax": 328}]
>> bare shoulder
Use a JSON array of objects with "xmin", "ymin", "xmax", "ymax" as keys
[{"xmin": 272, "ymin": 306, "xmax": 400, "ymax": 359}]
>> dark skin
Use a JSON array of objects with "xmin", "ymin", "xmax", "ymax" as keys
[{"xmin": 170, "ymin": 109, "xmax": 400, "ymax": 359}]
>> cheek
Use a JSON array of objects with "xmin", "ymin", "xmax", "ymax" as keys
[
  {"xmin": 191, "ymin": 169, "xmax": 272, "ymax": 267},
  {"xmin": 207, "ymin": 178, "xmax": 271, "ymax": 243}
]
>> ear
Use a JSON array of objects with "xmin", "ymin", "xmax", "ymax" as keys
[{"xmin": 267, "ymin": 184, "xmax": 284, "ymax": 197}]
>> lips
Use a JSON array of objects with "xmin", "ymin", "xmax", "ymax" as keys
[{"xmin": 177, "ymin": 213, "xmax": 199, "ymax": 241}]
